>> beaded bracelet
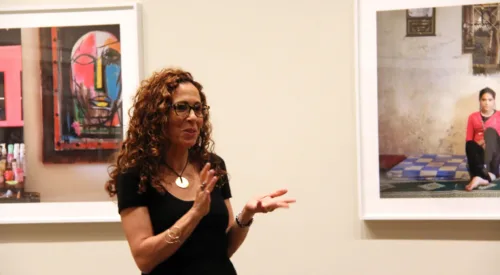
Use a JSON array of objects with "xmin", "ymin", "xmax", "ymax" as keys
[{"xmin": 235, "ymin": 213, "xmax": 253, "ymax": 228}]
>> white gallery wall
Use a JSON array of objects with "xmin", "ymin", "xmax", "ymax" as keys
[{"xmin": 1, "ymin": 0, "xmax": 500, "ymax": 275}]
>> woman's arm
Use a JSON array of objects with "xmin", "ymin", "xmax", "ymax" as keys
[
  {"xmin": 225, "ymin": 199, "xmax": 254, "ymax": 258},
  {"xmin": 466, "ymin": 114, "xmax": 475, "ymax": 141},
  {"xmin": 224, "ymin": 189, "xmax": 296, "ymax": 257},
  {"xmin": 120, "ymin": 206, "xmax": 204, "ymax": 273},
  {"xmin": 118, "ymin": 163, "xmax": 218, "ymax": 273}
]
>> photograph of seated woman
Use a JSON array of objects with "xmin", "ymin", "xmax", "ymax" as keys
[
  {"xmin": 104, "ymin": 68, "xmax": 296, "ymax": 274},
  {"xmin": 465, "ymin": 87, "xmax": 500, "ymax": 191}
]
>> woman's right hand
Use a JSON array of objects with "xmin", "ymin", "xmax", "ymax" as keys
[
  {"xmin": 191, "ymin": 163, "xmax": 219, "ymax": 217},
  {"xmin": 478, "ymin": 139, "xmax": 485, "ymax": 148}
]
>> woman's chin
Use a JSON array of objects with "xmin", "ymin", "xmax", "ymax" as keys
[
  {"xmin": 181, "ymin": 139, "xmax": 198, "ymax": 148},
  {"xmin": 170, "ymin": 137, "xmax": 198, "ymax": 150}
]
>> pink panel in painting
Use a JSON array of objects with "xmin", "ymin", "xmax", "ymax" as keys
[{"xmin": 0, "ymin": 45, "xmax": 22, "ymax": 127}]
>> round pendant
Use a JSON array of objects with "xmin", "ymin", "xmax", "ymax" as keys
[{"xmin": 175, "ymin": 177, "xmax": 189, "ymax": 189}]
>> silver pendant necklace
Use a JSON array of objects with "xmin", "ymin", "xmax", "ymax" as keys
[{"xmin": 165, "ymin": 158, "xmax": 190, "ymax": 189}]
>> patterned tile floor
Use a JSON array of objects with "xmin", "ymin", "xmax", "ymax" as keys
[
  {"xmin": 378, "ymin": 153, "xmax": 500, "ymax": 198},
  {"xmin": 379, "ymin": 165, "xmax": 500, "ymax": 198},
  {"xmin": 380, "ymin": 179, "xmax": 500, "ymax": 198}
]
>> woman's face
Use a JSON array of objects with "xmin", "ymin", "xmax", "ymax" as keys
[
  {"xmin": 480, "ymin": 92, "xmax": 495, "ymax": 112},
  {"xmin": 167, "ymin": 82, "xmax": 205, "ymax": 149}
]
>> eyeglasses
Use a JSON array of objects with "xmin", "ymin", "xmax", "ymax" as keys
[{"xmin": 170, "ymin": 102, "xmax": 209, "ymax": 118}]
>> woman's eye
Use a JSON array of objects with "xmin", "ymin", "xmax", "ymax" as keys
[{"xmin": 176, "ymin": 104, "xmax": 189, "ymax": 111}]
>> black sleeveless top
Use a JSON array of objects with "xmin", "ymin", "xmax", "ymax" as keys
[{"xmin": 115, "ymin": 154, "xmax": 237, "ymax": 275}]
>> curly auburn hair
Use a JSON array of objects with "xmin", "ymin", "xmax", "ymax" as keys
[{"xmin": 105, "ymin": 67, "xmax": 226, "ymax": 197}]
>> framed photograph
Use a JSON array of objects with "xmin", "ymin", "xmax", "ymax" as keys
[
  {"xmin": 406, "ymin": 8, "xmax": 436, "ymax": 36},
  {"xmin": 0, "ymin": 3, "xmax": 143, "ymax": 224},
  {"xmin": 356, "ymin": 0, "xmax": 500, "ymax": 220}
]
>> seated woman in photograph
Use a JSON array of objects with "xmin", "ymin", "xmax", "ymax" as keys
[
  {"xmin": 105, "ymin": 68, "xmax": 296, "ymax": 275},
  {"xmin": 465, "ymin": 87, "xmax": 500, "ymax": 191}
]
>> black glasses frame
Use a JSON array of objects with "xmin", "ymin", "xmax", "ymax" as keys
[{"xmin": 169, "ymin": 102, "xmax": 210, "ymax": 118}]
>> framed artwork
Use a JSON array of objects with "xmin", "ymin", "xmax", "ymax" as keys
[
  {"xmin": 462, "ymin": 4, "xmax": 500, "ymax": 74},
  {"xmin": 462, "ymin": 5, "xmax": 476, "ymax": 53},
  {"xmin": 406, "ymin": 8, "xmax": 436, "ymax": 36},
  {"xmin": 40, "ymin": 24, "xmax": 124, "ymax": 163},
  {"xmin": 356, "ymin": 0, "xmax": 500, "ymax": 220},
  {"xmin": 0, "ymin": 3, "xmax": 143, "ymax": 224}
]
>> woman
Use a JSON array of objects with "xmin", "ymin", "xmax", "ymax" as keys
[
  {"xmin": 465, "ymin": 87, "xmax": 500, "ymax": 191},
  {"xmin": 105, "ymin": 68, "xmax": 295, "ymax": 274}
]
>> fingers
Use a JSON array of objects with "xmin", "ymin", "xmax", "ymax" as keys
[
  {"xmin": 271, "ymin": 198, "xmax": 296, "ymax": 207},
  {"xmin": 200, "ymin": 162, "xmax": 211, "ymax": 181},
  {"xmin": 263, "ymin": 203, "xmax": 287, "ymax": 212},
  {"xmin": 199, "ymin": 181, "xmax": 208, "ymax": 192},
  {"xmin": 282, "ymin": 198, "xmax": 296, "ymax": 204},
  {"xmin": 276, "ymin": 201, "xmax": 292, "ymax": 208},
  {"xmin": 256, "ymin": 199, "xmax": 274, "ymax": 213},
  {"xmin": 260, "ymin": 189, "xmax": 288, "ymax": 199},
  {"xmin": 260, "ymin": 197, "xmax": 296, "ymax": 213},
  {"xmin": 200, "ymin": 169, "xmax": 219, "ymax": 193},
  {"xmin": 270, "ymin": 189, "xmax": 288, "ymax": 198},
  {"xmin": 206, "ymin": 172, "xmax": 219, "ymax": 193}
]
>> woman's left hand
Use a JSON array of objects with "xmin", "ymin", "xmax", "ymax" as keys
[{"xmin": 244, "ymin": 189, "xmax": 296, "ymax": 214}]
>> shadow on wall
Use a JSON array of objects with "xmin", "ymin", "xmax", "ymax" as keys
[{"xmin": 362, "ymin": 220, "xmax": 500, "ymax": 241}]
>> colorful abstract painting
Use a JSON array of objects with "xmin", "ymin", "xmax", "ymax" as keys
[{"xmin": 39, "ymin": 24, "xmax": 122, "ymax": 163}]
